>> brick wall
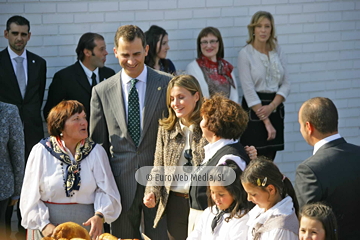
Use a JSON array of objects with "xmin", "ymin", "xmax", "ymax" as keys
[{"xmin": 1, "ymin": 0, "xmax": 359, "ymax": 181}]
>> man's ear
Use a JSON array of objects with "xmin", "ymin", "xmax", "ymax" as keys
[
  {"xmin": 4, "ymin": 30, "xmax": 8, "ymax": 39},
  {"xmin": 306, "ymin": 121, "xmax": 314, "ymax": 134}
]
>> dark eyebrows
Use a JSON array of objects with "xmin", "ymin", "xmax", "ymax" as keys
[{"xmin": 10, "ymin": 31, "xmax": 28, "ymax": 36}]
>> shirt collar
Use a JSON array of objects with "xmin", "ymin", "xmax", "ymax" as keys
[
  {"xmin": 8, "ymin": 46, "xmax": 27, "ymax": 60},
  {"xmin": 121, "ymin": 65, "xmax": 148, "ymax": 84},
  {"xmin": 79, "ymin": 60, "xmax": 99, "ymax": 79},
  {"xmin": 313, "ymin": 133, "xmax": 341, "ymax": 155},
  {"xmin": 202, "ymin": 138, "xmax": 237, "ymax": 164}
]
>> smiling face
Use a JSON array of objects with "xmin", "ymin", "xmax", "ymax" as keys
[
  {"xmin": 156, "ymin": 34, "xmax": 169, "ymax": 60},
  {"xmin": 299, "ymin": 216, "xmax": 326, "ymax": 240},
  {"xmin": 87, "ymin": 38, "xmax": 108, "ymax": 69},
  {"xmin": 4, "ymin": 23, "xmax": 31, "ymax": 55},
  {"xmin": 114, "ymin": 36, "xmax": 149, "ymax": 78},
  {"xmin": 210, "ymin": 185, "xmax": 234, "ymax": 210},
  {"xmin": 62, "ymin": 111, "xmax": 88, "ymax": 145},
  {"xmin": 170, "ymin": 86, "xmax": 199, "ymax": 126},
  {"xmin": 242, "ymin": 182, "xmax": 275, "ymax": 210},
  {"xmin": 200, "ymin": 33, "xmax": 219, "ymax": 62},
  {"xmin": 253, "ymin": 17, "xmax": 272, "ymax": 45}
]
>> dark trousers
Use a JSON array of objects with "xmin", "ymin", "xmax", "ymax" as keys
[
  {"xmin": 5, "ymin": 200, "xmax": 25, "ymax": 239},
  {"xmin": 111, "ymin": 184, "xmax": 168, "ymax": 239},
  {"xmin": 0, "ymin": 198, "xmax": 9, "ymax": 239},
  {"xmin": 166, "ymin": 192, "xmax": 190, "ymax": 240}
]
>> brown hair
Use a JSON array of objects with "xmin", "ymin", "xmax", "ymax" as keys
[
  {"xmin": 246, "ymin": 11, "xmax": 277, "ymax": 51},
  {"xmin": 160, "ymin": 75, "xmax": 204, "ymax": 130},
  {"xmin": 207, "ymin": 160, "xmax": 251, "ymax": 222},
  {"xmin": 200, "ymin": 94, "xmax": 248, "ymax": 140},
  {"xmin": 196, "ymin": 27, "xmax": 224, "ymax": 59},
  {"xmin": 47, "ymin": 100, "xmax": 85, "ymax": 137},
  {"xmin": 114, "ymin": 25, "xmax": 146, "ymax": 48},
  {"xmin": 300, "ymin": 97, "xmax": 338, "ymax": 134},
  {"xmin": 300, "ymin": 202, "xmax": 338, "ymax": 240}
]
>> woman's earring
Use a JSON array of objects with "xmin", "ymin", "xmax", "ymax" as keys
[{"xmin": 60, "ymin": 133, "xmax": 63, "ymax": 137}]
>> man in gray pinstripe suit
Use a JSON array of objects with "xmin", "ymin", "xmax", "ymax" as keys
[{"xmin": 90, "ymin": 25, "xmax": 171, "ymax": 239}]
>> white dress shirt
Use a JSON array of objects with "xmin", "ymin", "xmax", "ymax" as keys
[
  {"xmin": 121, "ymin": 66, "xmax": 148, "ymax": 130},
  {"xmin": 79, "ymin": 60, "xmax": 99, "ymax": 85},
  {"xmin": 8, "ymin": 46, "xmax": 28, "ymax": 84},
  {"xmin": 313, "ymin": 133, "xmax": 341, "ymax": 155}
]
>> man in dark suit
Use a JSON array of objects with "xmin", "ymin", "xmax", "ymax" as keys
[
  {"xmin": 0, "ymin": 15, "xmax": 46, "ymax": 239},
  {"xmin": 90, "ymin": 25, "xmax": 171, "ymax": 239},
  {"xmin": 295, "ymin": 97, "xmax": 360, "ymax": 240},
  {"xmin": 43, "ymin": 32, "xmax": 115, "ymax": 121}
]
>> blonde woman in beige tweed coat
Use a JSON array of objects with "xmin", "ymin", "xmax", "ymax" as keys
[{"xmin": 144, "ymin": 75, "xmax": 206, "ymax": 240}]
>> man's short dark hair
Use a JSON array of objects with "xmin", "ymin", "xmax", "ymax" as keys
[
  {"xmin": 301, "ymin": 97, "xmax": 338, "ymax": 134},
  {"xmin": 6, "ymin": 15, "xmax": 30, "ymax": 32},
  {"xmin": 114, "ymin": 25, "xmax": 146, "ymax": 49},
  {"xmin": 75, "ymin": 32, "xmax": 104, "ymax": 61}
]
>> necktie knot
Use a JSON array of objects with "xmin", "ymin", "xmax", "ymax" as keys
[
  {"xmin": 14, "ymin": 56, "xmax": 24, "ymax": 63},
  {"xmin": 130, "ymin": 79, "xmax": 138, "ymax": 88}
]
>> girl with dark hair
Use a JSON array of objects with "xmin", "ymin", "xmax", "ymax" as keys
[
  {"xmin": 299, "ymin": 202, "xmax": 338, "ymax": 240},
  {"xmin": 188, "ymin": 160, "xmax": 251, "ymax": 239},
  {"xmin": 186, "ymin": 27, "xmax": 239, "ymax": 102},
  {"xmin": 241, "ymin": 158, "xmax": 299, "ymax": 240},
  {"xmin": 238, "ymin": 11, "xmax": 290, "ymax": 161},
  {"xmin": 145, "ymin": 25, "xmax": 176, "ymax": 75}
]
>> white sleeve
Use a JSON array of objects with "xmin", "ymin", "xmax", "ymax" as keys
[
  {"xmin": 230, "ymin": 71, "xmax": 240, "ymax": 103},
  {"xmin": 92, "ymin": 145, "xmax": 122, "ymax": 223},
  {"xmin": 216, "ymin": 154, "xmax": 247, "ymax": 172},
  {"xmin": 20, "ymin": 144, "xmax": 50, "ymax": 231},
  {"xmin": 186, "ymin": 60, "xmax": 210, "ymax": 99},
  {"xmin": 187, "ymin": 207, "xmax": 209, "ymax": 240},
  {"xmin": 276, "ymin": 45, "xmax": 290, "ymax": 100},
  {"xmin": 238, "ymin": 48, "xmax": 261, "ymax": 107},
  {"xmin": 260, "ymin": 228, "xmax": 298, "ymax": 240}
]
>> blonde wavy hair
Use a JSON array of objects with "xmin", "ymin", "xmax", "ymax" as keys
[{"xmin": 246, "ymin": 11, "xmax": 277, "ymax": 51}]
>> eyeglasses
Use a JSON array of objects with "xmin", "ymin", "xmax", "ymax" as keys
[
  {"xmin": 183, "ymin": 149, "xmax": 193, "ymax": 173},
  {"xmin": 200, "ymin": 40, "xmax": 219, "ymax": 46}
]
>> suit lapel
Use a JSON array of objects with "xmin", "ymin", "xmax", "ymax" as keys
[
  {"xmin": 107, "ymin": 71, "xmax": 131, "ymax": 141},
  {"xmin": 74, "ymin": 61, "xmax": 92, "ymax": 94},
  {"xmin": 99, "ymin": 68, "xmax": 107, "ymax": 83},
  {"xmin": 1, "ymin": 48, "xmax": 22, "ymax": 100},
  {"xmin": 140, "ymin": 67, "xmax": 166, "ymax": 144},
  {"xmin": 25, "ymin": 51, "xmax": 39, "ymax": 100}
]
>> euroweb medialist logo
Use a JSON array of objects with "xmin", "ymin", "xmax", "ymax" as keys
[{"xmin": 135, "ymin": 166, "xmax": 236, "ymax": 187}]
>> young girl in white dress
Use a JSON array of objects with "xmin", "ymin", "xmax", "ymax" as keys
[
  {"xmin": 299, "ymin": 202, "xmax": 338, "ymax": 240},
  {"xmin": 187, "ymin": 160, "xmax": 252, "ymax": 240},
  {"xmin": 241, "ymin": 158, "xmax": 299, "ymax": 240}
]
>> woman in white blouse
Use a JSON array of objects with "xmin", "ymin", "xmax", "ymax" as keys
[
  {"xmin": 238, "ymin": 11, "xmax": 290, "ymax": 161},
  {"xmin": 20, "ymin": 100, "xmax": 121, "ymax": 240}
]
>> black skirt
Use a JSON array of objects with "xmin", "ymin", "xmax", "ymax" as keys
[{"xmin": 240, "ymin": 92, "xmax": 285, "ymax": 155}]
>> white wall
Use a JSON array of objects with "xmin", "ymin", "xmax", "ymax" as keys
[{"xmin": 1, "ymin": 0, "xmax": 359, "ymax": 181}]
